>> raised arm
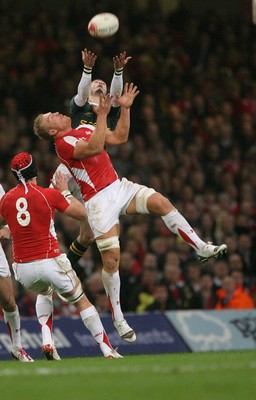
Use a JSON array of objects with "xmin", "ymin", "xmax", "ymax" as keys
[
  {"xmin": 73, "ymin": 94, "xmax": 112, "ymax": 159},
  {"xmin": 73, "ymin": 48, "xmax": 97, "ymax": 107},
  {"xmin": 105, "ymin": 83, "xmax": 139, "ymax": 146},
  {"xmin": 110, "ymin": 51, "xmax": 132, "ymax": 107}
]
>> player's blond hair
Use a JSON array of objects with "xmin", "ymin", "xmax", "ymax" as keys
[{"xmin": 33, "ymin": 114, "xmax": 52, "ymax": 141}]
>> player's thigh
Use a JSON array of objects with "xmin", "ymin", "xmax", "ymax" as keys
[
  {"xmin": 12, "ymin": 260, "xmax": 47, "ymax": 292},
  {"xmin": 12, "ymin": 258, "xmax": 73, "ymax": 295},
  {"xmin": 41, "ymin": 254, "xmax": 78, "ymax": 295},
  {"xmin": 85, "ymin": 179, "xmax": 140, "ymax": 237}
]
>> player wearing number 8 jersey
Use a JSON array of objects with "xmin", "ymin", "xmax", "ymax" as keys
[
  {"xmin": 0, "ymin": 152, "xmax": 122, "ymax": 359},
  {"xmin": 1, "ymin": 173, "xmax": 69, "ymax": 263},
  {"xmin": 0, "ymin": 184, "xmax": 33, "ymax": 362}
]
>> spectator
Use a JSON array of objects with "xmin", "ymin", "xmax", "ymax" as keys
[
  {"xmin": 161, "ymin": 264, "xmax": 185, "ymax": 309},
  {"xmin": 119, "ymin": 251, "xmax": 138, "ymax": 311},
  {"xmin": 183, "ymin": 260, "xmax": 204, "ymax": 309},
  {"xmin": 215, "ymin": 276, "xmax": 254, "ymax": 310},
  {"xmin": 212, "ymin": 260, "xmax": 230, "ymax": 292},
  {"xmin": 199, "ymin": 273, "xmax": 218, "ymax": 309},
  {"xmin": 144, "ymin": 283, "xmax": 172, "ymax": 311},
  {"xmin": 128, "ymin": 266, "xmax": 159, "ymax": 312}
]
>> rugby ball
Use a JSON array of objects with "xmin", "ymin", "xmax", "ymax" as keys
[{"xmin": 88, "ymin": 13, "xmax": 119, "ymax": 38}]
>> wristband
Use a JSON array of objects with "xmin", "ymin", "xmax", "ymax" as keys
[
  {"xmin": 83, "ymin": 66, "xmax": 92, "ymax": 74},
  {"xmin": 114, "ymin": 68, "xmax": 123, "ymax": 76},
  {"xmin": 61, "ymin": 190, "xmax": 73, "ymax": 199}
]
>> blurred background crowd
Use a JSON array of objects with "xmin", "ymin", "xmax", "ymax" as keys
[{"xmin": 1, "ymin": 0, "xmax": 256, "ymax": 317}]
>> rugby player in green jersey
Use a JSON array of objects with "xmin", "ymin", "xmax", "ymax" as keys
[
  {"xmin": 66, "ymin": 48, "xmax": 132, "ymax": 268},
  {"xmin": 70, "ymin": 48, "xmax": 131, "ymax": 129}
]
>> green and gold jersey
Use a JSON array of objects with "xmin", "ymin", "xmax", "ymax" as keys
[{"xmin": 70, "ymin": 97, "xmax": 121, "ymax": 130}]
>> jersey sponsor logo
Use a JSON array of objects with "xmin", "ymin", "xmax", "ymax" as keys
[
  {"xmin": 80, "ymin": 119, "xmax": 97, "ymax": 127},
  {"xmin": 79, "ymin": 120, "xmax": 111, "ymax": 130}
]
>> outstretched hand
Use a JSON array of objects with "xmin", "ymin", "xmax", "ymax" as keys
[
  {"xmin": 113, "ymin": 51, "xmax": 132, "ymax": 70},
  {"xmin": 82, "ymin": 48, "xmax": 97, "ymax": 68},
  {"xmin": 116, "ymin": 83, "xmax": 139, "ymax": 108}
]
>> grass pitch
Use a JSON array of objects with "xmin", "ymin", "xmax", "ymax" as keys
[{"xmin": 1, "ymin": 351, "xmax": 255, "ymax": 400}]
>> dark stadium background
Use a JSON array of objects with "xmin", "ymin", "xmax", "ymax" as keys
[{"xmin": 0, "ymin": 0, "xmax": 256, "ymax": 317}]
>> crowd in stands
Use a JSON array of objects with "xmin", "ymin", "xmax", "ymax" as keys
[{"xmin": 1, "ymin": 0, "xmax": 256, "ymax": 316}]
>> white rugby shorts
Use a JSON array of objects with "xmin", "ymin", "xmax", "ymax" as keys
[
  {"xmin": 84, "ymin": 178, "xmax": 146, "ymax": 238},
  {"xmin": 0, "ymin": 243, "xmax": 11, "ymax": 278},
  {"xmin": 12, "ymin": 253, "xmax": 77, "ymax": 294}
]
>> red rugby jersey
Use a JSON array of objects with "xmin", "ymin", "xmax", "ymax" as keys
[
  {"xmin": 55, "ymin": 124, "xmax": 118, "ymax": 202},
  {"xmin": 0, "ymin": 183, "xmax": 69, "ymax": 262}
]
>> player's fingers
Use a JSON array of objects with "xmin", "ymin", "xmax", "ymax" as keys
[
  {"xmin": 98, "ymin": 93, "xmax": 104, "ymax": 104},
  {"xmin": 105, "ymin": 93, "xmax": 111, "ymax": 102},
  {"xmin": 127, "ymin": 82, "xmax": 134, "ymax": 91}
]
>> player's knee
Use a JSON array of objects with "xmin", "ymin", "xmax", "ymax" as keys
[
  {"xmin": 37, "ymin": 290, "xmax": 53, "ymax": 304},
  {"xmin": 96, "ymin": 236, "xmax": 120, "ymax": 252},
  {"xmin": 96, "ymin": 238, "xmax": 120, "ymax": 273},
  {"xmin": 158, "ymin": 195, "xmax": 173, "ymax": 212},
  {"xmin": 135, "ymin": 187, "xmax": 156, "ymax": 214},
  {"xmin": 61, "ymin": 281, "xmax": 84, "ymax": 305},
  {"xmin": 103, "ymin": 254, "xmax": 119, "ymax": 272}
]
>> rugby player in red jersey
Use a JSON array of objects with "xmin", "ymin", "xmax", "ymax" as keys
[
  {"xmin": 0, "ymin": 184, "xmax": 33, "ymax": 362},
  {"xmin": 0, "ymin": 152, "xmax": 122, "ymax": 359},
  {"xmin": 33, "ymin": 83, "xmax": 227, "ymax": 344}
]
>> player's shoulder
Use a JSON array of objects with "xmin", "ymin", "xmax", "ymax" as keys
[
  {"xmin": 56, "ymin": 130, "xmax": 77, "ymax": 147},
  {"xmin": 70, "ymin": 97, "xmax": 90, "ymax": 112},
  {"xmin": 35, "ymin": 185, "xmax": 63, "ymax": 202},
  {"xmin": 76, "ymin": 123, "xmax": 95, "ymax": 131},
  {"xmin": 70, "ymin": 96, "xmax": 79, "ymax": 111},
  {"xmin": 1, "ymin": 186, "xmax": 18, "ymax": 200}
]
